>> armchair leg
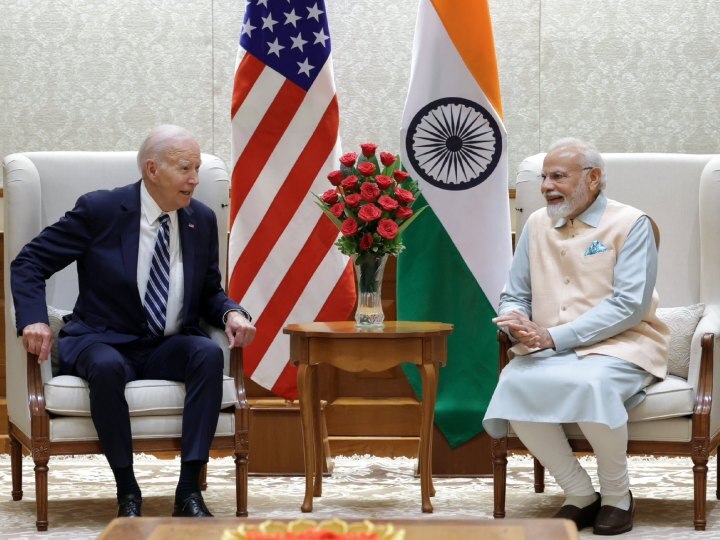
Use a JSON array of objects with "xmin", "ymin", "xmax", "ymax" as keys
[
  {"xmin": 692, "ymin": 455, "xmax": 709, "ymax": 531},
  {"xmin": 533, "ymin": 457, "xmax": 545, "ymax": 493},
  {"xmin": 9, "ymin": 434, "xmax": 23, "ymax": 501},
  {"xmin": 716, "ymin": 452, "xmax": 720, "ymax": 501},
  {"xmin": 491, "ymin": 437, "xmax": 508, "ymax": 519},
  {"xmin": 33, "ymin": 455, "xmax": 49, "ymax": 531},
  {"xmin": 235, "ymin": 449, "xmax": 249, "ymax": 517}
]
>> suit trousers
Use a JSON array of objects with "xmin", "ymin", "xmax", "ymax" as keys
[{"xmin": 68, "ymin": 334, "xmax": 224, "ymax": 468}]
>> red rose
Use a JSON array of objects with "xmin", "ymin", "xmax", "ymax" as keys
[
  {"xmin": 359, "ymin": 232, "xmax": 374, "ymax": 250},
  {"xmin": 340, "ymin": 152, "xmax": 358, "ymax": 168},
  {"xmin": 357, "ymin": 162, "xmax": 376, "ymax": 177},
  {"xmin": 360, "ymin": 182, "xmax": 380, "ymax": 202},
  {"xmin": 341, "ymin": 174, "xmax": 358, "ymax": 191},
  {"xmin": 393, "ymin": 170, "xmax": 410, "ymax": 183},
  {"xmin": 396, "ymin": 206, "xmax": 414, "ymax": 220},
  {"xmin": 394, "ymin": 186, "xmax": 415, "ymax": 204},
  {"xmin": 377, "ymin": 218, "xmax": 399, "ymax": 239},
  {"xmin": 321, "ymin": 189, "xmax": 338, "ymax": 205},
  {"xmin": 341, "ymin": 217, "xmax": 358, "ymax": 236},
  {"xmin": 377, "ymin": 195, "xmax": 399, "ymax": 211},
  {"xmin": 358, "ymin": 203, "xmax": 382, "ymax": 222},
  {"xmin": 375, "ymin": 174, "xmax": 393, "ymax": 190},
  {"xmin": 360, "ymin": 143, "xmax": 378, "ymax": 157},
  {"xmin": 327, "ymin": 170, "xmax": 344, "ymax": 186},
  {"xmin": 330, "ymin": 202, "xmax": 345, "ymax": 218},
  {"xmin": 345, "ymin": 193, "xmax": 361, "ymax": 207},
  {"xmin": 380, "ymin": 152, "xmax": 396, "ymax": 167}
]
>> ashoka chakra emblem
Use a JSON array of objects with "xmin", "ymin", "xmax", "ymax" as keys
[{"xmin": 405, "ymin": 97, "xmax": 502, "ymax": 191}]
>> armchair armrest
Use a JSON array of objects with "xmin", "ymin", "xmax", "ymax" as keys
[
  {"xmin": 690, "ymin": 305, "xmax": 720, "ymax": 439},
  {"xmin": 26, "ymin": 351, "xmax": 51, "ymax": 443},
  {"xmin": 199, "ymin": 320, "xmax": 249, "ymax": 411},
  {"xmin": 497, "ymin": 330, "xmax": 512, "ymax": 371}
]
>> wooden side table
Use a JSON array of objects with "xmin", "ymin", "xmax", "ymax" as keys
[{"xmin": 284, "ymin": 321, "xmax": 453, "ymax": 513}]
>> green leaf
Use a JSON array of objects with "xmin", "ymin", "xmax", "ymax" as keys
[
  {"xmin": 312, "ymin": 194, "xmax": 343, "ymax": 230},
  {"xmin": 358, "ymin": 153, "xmax": 380, "ymax": 170},
  {"xmin": 380, "ymin": 154, "xmax": 402, "ymax": 177},
  {"xmin": 397, "ymin": 205, "xmax": 428, "ymax": 235}
]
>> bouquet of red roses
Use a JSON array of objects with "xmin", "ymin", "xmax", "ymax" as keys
[{"xmin": 314, "ymin": 143, "xmax": 426, "ymax": 257}]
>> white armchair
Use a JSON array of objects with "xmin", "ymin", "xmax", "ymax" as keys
[
  {"xmin": 492, "ymin": 153, "xmax": 720, "ymax": 530},
  {"xmin": 3, "ymin": 151, "xmax": 249, "ymax": 531}
]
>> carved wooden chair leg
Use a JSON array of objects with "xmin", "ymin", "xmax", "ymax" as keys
[
  {"xmin": 200, "ymin": 463, "xmax": 208, "ymax": 491},
  {"xmin": 33, "ymin": 453, "xmax": 50, "ymax": 531},
  {"xmin": 533, "ymin": 457, "xmax": 545, "ymax": 493},
  {"xmin": 9, "ymin": 434, "xmax": 23, "ymax": 501},
  {"xmin": 235, "ymin": 413, "xmax": 250, "ymax": 518},
  {"xmin": 235, "ymin": 449, "xmax": 249, "ymax": 517},
  {"xmin": 491, "ymin": 437, "xmax": 508, "ymax": 518},
  {"xmin": 716, "ymin": 452, "xmax": 720, "ymax": 500},
  {"xmin": 692, "ymin": 454, "xmax": 709, "ymax": 531}
]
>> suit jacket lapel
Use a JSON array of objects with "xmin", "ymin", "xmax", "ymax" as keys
[{"xmin": 178, "ymin": 205, "xmax": 195, "ymax": 322}]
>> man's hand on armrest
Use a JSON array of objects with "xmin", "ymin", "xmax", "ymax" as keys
[
  {"xmin": 224, "ymin": 311, "xmax": 257, "ymax": 349},
  {"xmin": 493, "ymin": 310, "xmax": 555, "ymax": 350},
  {"xmin": 22, "ymin": 322, "xmax": 53, "ymax": 364}
]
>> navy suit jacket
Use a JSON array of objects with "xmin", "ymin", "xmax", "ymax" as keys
[{"xmin": 11, "ymin": 180, "xmax": 243, "ymax": 372}]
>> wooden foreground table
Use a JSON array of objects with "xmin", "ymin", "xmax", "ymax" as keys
[
  {"xmin": 284, "ymin": 321, "xmax": 453, "ymax": 514},
  {"xmin": 99, "ymin": 517, "xmax": 579, "ymax": 540}
]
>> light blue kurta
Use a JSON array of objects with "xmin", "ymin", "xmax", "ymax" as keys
[{"xmin": 483, "ymin": 194, "xmax": 659, "ymax": 438}]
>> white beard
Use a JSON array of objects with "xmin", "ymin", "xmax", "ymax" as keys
[{"xmin": 545, "ymin": 187, "xmax": 589, "ymax": 220}]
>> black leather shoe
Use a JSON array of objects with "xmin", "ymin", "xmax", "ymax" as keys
[
  {"xmin": 117, "ymin": 493, "xmax": 142, "ymax": 518},
  {"xmin": 593, "ymin": 491, "xmax": 635, "ymax": 535},
  {"xmin": 553, "ymin": 493, "xmax": 601, "ymax": 530},
  {"xmin": 172, "ymin": 492, "xmax": 214, "ymax": 517}
]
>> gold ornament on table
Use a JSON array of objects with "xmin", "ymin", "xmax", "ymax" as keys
[
  {"xmin": 314, "ymin": 143, "xmax": 427, "ymax": 329},
  {"xmin": 222, "ymin": 518, "xmax": 405, "ymax": 540}
]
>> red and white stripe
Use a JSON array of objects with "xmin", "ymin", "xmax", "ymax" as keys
[{"xmin": 229, "ymin": 51, "xmax": 355, "ymax": 399}]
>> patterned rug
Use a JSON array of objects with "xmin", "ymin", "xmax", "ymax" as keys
[{"xmin": 0, "ymin": 453, "xmax": 718, "ymax": 539}]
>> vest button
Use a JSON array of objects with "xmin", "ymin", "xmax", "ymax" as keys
[
  {"xmin": 564, "ymin": 277, "xmax": 570, "ymax": 284},
  {"xmin": 561, "ymin": 306, "xmax": 567, "ymax": 311},
  {"xmin": 561, "ymin": 249, "xmax": 566, "ymax": 256}
]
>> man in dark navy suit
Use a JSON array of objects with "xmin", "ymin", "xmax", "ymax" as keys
[{"xmin": 10, "ymin": 125, "xmax": 256, "ymax": 518}]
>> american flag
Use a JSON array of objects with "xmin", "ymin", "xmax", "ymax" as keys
[{"xmin": 229, "ymin": 0, "xmax": 355, "ymax": 399}]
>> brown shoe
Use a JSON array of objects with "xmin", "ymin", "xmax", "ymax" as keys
[
  {"xmin": 593, "ymin": 491, "xmax": 635, "ymax": 535},
  {"xmin": 553, "ymin": 493, "xmax": 601, "ymax": 530}
]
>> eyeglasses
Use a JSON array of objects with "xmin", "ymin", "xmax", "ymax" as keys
[{"xmin": 539, "ymin": 167, "xmax": 593, "ymax": 183}]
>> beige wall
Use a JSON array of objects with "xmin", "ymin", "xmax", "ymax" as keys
[{"xmin": 1, "ymin": 0, "xmax": 719, "ymax": 187}]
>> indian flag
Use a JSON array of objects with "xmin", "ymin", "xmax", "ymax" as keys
[{"xmin": 399, "ymin": 0, "xmax": 512, "ymax": 447}]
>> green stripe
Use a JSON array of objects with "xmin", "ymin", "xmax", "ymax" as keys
[{"xmin": 397, "ymin": 194, "xmax": 499, "ymax": 448}]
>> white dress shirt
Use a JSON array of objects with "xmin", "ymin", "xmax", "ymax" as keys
[{"xmin": 137, "ymin": 182, "xmax": 184, "ymax": 335}]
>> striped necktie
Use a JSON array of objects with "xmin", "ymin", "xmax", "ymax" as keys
[{"xmin": 144, "ymin": 213, "xmax": 171, "ymax": 337}]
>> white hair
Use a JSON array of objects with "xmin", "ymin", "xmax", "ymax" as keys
[
  {"xmin": 137, "ymin": 125, "xmax": 196, "ymax": 177},
  {"xmin": 547, "ymin": 137, "xmax": 606, "ymax": 191}
]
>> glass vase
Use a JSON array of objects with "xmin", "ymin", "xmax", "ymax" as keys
[{"xmin": 353, "ymin": 252, "xmax": 389, "ymax": 328}]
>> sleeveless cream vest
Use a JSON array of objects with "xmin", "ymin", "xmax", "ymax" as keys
[{"xmin": 512, "ymin": 198, "xmax": 669, "ymax": 379}]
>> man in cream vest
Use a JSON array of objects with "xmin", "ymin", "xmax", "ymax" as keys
[{"xmin": 483, "ymin": 138, "xmax": 669, "ymax": 535}]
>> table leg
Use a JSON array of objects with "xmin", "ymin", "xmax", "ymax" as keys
[
  {"xmin": 298, "ymin": 363, "xmax": 315, "ymax": 513},
  {"xmin": 312, "ymin": 364, "xmax": 323, "ymax": 497},
  {"xmin": 415, "ymin": 395, "xmax": 435, "ymax": 497},
  {"xmin": 419, "ymin": 362, "xmax": 438, "ymax": 513}
]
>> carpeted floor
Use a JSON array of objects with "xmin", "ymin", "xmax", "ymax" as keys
[{"xmin": 0, "ymin": 453, "xmax": 718, "ymax": 539}]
